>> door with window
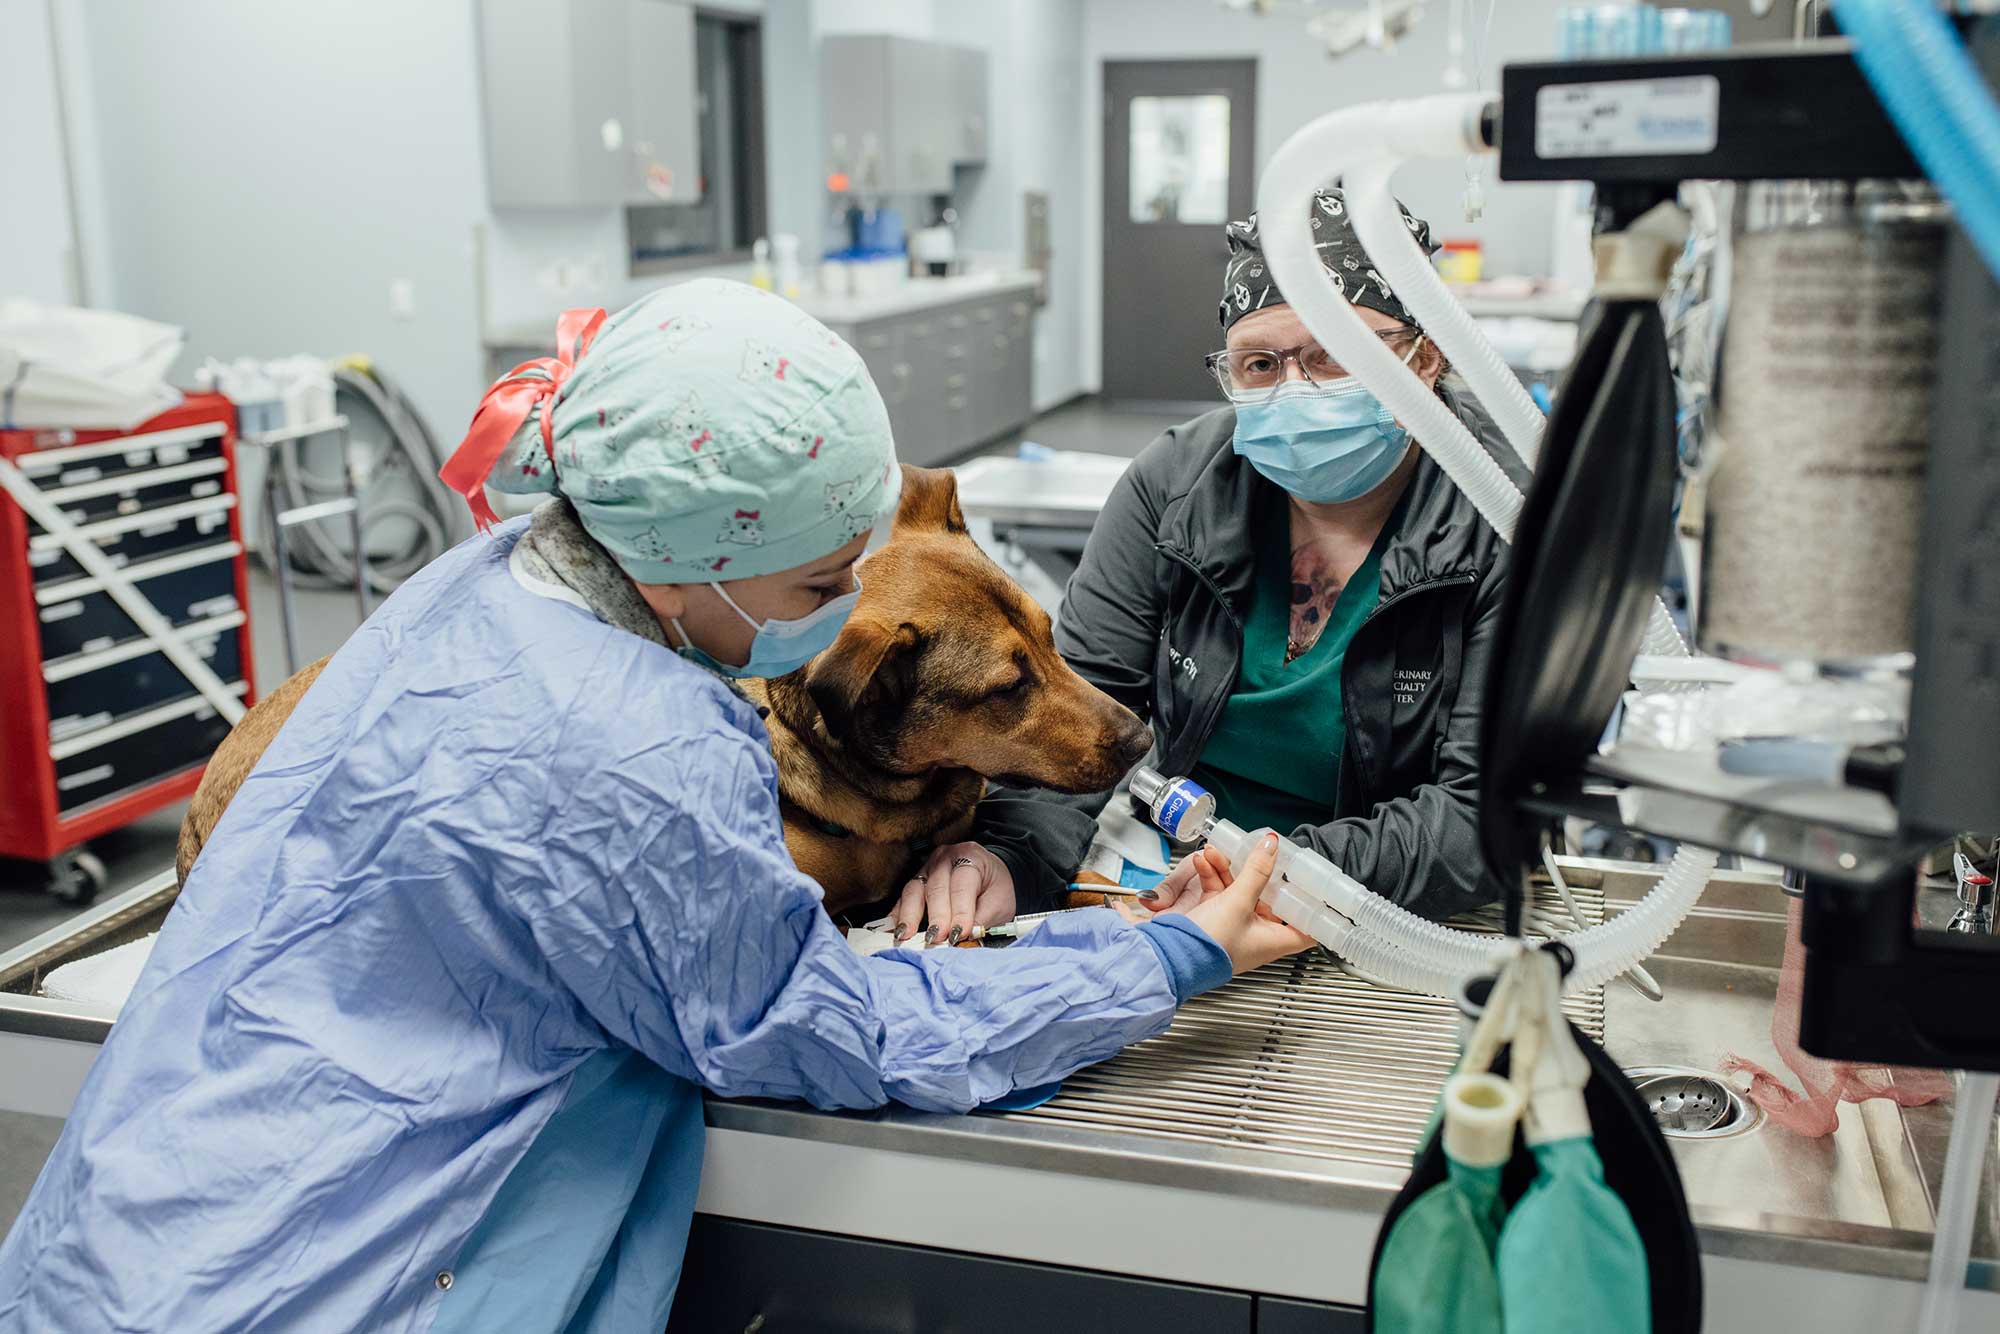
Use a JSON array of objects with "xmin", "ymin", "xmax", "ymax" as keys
[{"xmin": 1101, "ymin": 59, "xmax": 1257, "ymax": 410}]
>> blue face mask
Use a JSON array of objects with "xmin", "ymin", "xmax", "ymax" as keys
[
  {"xmin": 673, "ymin": 576, "xmax": 862, "ymax": 679},
  {"xmin": 1231, "ymin": 378, "xmax": 1413, "ymax": 504}
]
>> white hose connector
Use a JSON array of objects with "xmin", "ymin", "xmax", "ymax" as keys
[
  {"xmin": 1443, "ymin": 1073, "xmax": 1525, "ymax": 1168},
  {"xmin": 1345, "ymin": 152, "xmax": 1549, "ymax": 467}
]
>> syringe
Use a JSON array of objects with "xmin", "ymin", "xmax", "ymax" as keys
[{"xmin": 1128, "ymin": 767, "xmax": 1369, "ymax": 952}]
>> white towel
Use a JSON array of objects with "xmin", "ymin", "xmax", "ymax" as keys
[{"xmin": 40, "ymin": 934, "xmax": 158, "ymax": 1011}]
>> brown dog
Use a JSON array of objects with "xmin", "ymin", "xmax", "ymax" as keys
[
  {"xmin": 174, "ymin": 652, "xmax": 330, "ymax": 888},
  {"xmin": 748, "ymin": 467, "xmax": 1151, "ymax": 912},
  {"xmin": 177, "ymin": 467, "xmax": 1150, "ymax": 916}
]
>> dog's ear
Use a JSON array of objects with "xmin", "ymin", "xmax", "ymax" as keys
[
  {"xmin": 806, "ymin": 616, "xmax": 921, "ymax": 740},
  {"xmin": 893, "ymin": 464, "xmax": 968, "ymax": 536}
]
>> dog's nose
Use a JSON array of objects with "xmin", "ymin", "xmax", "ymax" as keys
[{"xmin": 1114, "ymin": 721, "xmax": 1154, "ymax": 770}]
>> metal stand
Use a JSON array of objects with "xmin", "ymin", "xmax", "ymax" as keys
[{"xmin": 236, "ymin": 415, "xmax": 365, "ymax": 676}]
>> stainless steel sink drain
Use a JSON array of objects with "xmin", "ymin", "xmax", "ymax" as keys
[{"xmin": 1625, "ymin": 1066, "xmax": 1761, "ymax": 1139}]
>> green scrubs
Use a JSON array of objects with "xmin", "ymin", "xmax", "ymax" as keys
[{"xmin": 1190, "ymin": 525, "xmax": 1388, "ymax": 834}]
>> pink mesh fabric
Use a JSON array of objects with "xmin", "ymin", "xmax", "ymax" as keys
[{"xmin": 1720, "ymin": 897, "xmax": 1950, "ymax": 1137}]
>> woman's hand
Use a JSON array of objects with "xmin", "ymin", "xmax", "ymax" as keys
[
  {"xmin": 892, "ymin": 842, "xmax": 1016, "ymax": 946},
  {"xmin": 1123, "ymin": 837, "xmax": 1315, "ymax": 976},
  {"xmin": 1132, "ymin": 854, "xmax": 1205, "ymax": 915}
]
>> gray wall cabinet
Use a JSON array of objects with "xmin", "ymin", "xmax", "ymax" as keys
[
  {"xmin": 820, "ymin": 35, "xmax": 989, "ymax": 197},
  {"xmin": 477, "ymin": 0, "xmax": 700, "ymax": 208}
]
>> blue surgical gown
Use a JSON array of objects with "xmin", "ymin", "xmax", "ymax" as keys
[{"xmin": 0, "ymin": 519, "xmax": 1183, "ymax": 1332}]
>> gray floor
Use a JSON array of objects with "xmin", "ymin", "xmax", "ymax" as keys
[
  {"xmin": 978, "ymin": 394, "xmax": 1186, "ymax": 463},
  {"xmin": 0, "ymin": 395, "xmax": 1187, "ymax": 1235}
]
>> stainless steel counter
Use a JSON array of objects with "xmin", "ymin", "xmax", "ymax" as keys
[{"xmin": 695, "ymin": 870, "xmax": 1996, "ymax": 1296}]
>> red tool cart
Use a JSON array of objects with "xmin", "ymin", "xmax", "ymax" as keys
[{"xmin": 0, "ymin": 394, "xmax": 257, "ymax": 903}]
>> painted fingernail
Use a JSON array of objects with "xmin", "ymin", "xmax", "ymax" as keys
[
  {"xmin": 1138, "ymin": 889, "xmax": 1159, "ymax": 902},
  {"xmin": 893, "ymin": 922, "xmax": 910, "ymax": 941},
  {"xmin": 1263, "ymin": 832, "xmax": 1281, "ymax": 851},
  {"xmin": 925, "ymin": 927, "xmax": 940, "ymax": 946},
  {"xmin": 947, "ymin": 926, "xmax": 964, "ymax": 945}
]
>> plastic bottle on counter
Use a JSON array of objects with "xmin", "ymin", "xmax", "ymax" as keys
[
  {"xmin": 749, "ymin": 237, "xmax": 775, "ymax": 292},
  {"xmin": 772, "ymin": 234, "xmax": 802, "ymax": 300}
]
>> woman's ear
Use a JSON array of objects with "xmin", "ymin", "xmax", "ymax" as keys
[
  {"xmin": 1413, "ymin": 335, "xmax": 1447, "ymax": 389},
  {"xmin": 629, "ymin": 579, "xmax": 689, "ymax": 624}
]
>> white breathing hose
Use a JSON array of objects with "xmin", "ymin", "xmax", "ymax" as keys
[
  {"xmin": 1250, "ymin": 94, "xmax": 1717, "ymax": 997},
  {"xmin": 1918, "ymin": 1072, "xmax": 2000, "ymax": 1334},
  {"xmin": 1259, "ymin": 95, "xmax": 1527, "ymax": 541},
  {"xmin": 1344, "ymin": 154, "xmax": 1547, "ymax": 467}
]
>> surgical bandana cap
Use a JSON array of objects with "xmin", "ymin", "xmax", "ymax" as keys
[
  {"xmin": 459, "ymin": 279, "xmax": 901, "ymax": 583},
  {"xmin": 1219, "ymin": 188, "xmax": 1438, "ymax": 333}
]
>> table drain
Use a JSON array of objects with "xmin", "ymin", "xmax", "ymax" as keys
[{"xmin": 1625, "ymin": 1066, "xmax": 1759, "ymax": 1139}]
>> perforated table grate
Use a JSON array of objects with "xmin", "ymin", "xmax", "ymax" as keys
[{"xmin": 996, "ymin": 885, "xmax": 1608, "ymax": 1169}]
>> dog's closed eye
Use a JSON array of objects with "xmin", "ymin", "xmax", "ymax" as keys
[
  {"xmin": 990, "ymin": 675, "xmax": 1030, "ymax": 701},
  {"xmin": 986, "ymin": 654, "xmax": 1033, "ymax": 702}
]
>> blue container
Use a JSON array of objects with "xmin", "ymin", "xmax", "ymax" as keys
[
  {"xmin": 1558, "ymin": 7, "xmax": 1596, "ymax": 58},
  {"xmin": 1558, "ymin": 4, "xmax": 1666, "ymax": 58},
  {"xmin": 852, "ymin": 207, "xmax": 906, "ymax": 255},
  {"xmin": 1659, "ymin": 8, "xmax": 1732, "ymax": 52},
  {"xmin": 1601, "ymin": 4, "xmax": 1664, "ymax": 55}
]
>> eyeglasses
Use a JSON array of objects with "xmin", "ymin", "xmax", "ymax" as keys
[{"xmin": 1204, "ymin": 328, "xmax": 1422, "ymax": 402}]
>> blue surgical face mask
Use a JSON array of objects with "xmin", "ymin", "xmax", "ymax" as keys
[
  {"xmin": 672, "ymin": 576, "xmax": 862, "ymax": 679},
  {"xmin": 1231, "ymin": 376, "xmax": 1414, "ymax": 505}
]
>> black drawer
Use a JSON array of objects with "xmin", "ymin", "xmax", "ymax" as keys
[
  {"xmin": 41, "ymin": 461, "xmax": 230, "ymax": 527},
  {"xmin": 17, "ymin": 427, "xmax": 225, "ymax": 492},
  {"xmin": 28, "ymin": 500, "xmax": 236, "ymax": 585},
  {"xmin": 666, "ymin": 1217, "xmax": 1253, "ymax": 1334},
  {"xmin": 52, "ymin": 699, "xmax": 235, "ymax": 815},
  {"xmin": 45, "ymin": 633, "xmax": 244, "ymax": 741},
  {"xmin": 36, "ymin": 548, "xmax": 240, "ymax": 662}
]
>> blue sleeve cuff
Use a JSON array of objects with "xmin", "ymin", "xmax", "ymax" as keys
[{"xmin": 1137, "ymin": 916, "xmax": 1232, "ymax": 1004}]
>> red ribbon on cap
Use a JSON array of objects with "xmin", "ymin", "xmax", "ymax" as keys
[{"xmin": 439, "ymin": 307, "xmax": 607, "ymax": 530}]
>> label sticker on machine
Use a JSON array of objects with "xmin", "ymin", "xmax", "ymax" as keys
[{"xmin": 1535, "ymin": 76, "xmax": 1720, "ymax": 159}]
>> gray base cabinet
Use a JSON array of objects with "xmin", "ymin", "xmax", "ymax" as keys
[
  {"xmin": 665, "ymin": 1216, "xmax": 1365, "ymax": 1332},
  {"xmin": 825, "ymin": 292, "xmax": 1034, "ymax": 468}
]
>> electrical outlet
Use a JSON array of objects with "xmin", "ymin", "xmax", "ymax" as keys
[{"xmin": 389, "ymin": 278, "xmax": 416, "ymax": 320}]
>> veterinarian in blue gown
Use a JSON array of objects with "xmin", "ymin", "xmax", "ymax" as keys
[{"xmin": 0, "ymin": 281, "xmax": 1309, "ymax": 1334}]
